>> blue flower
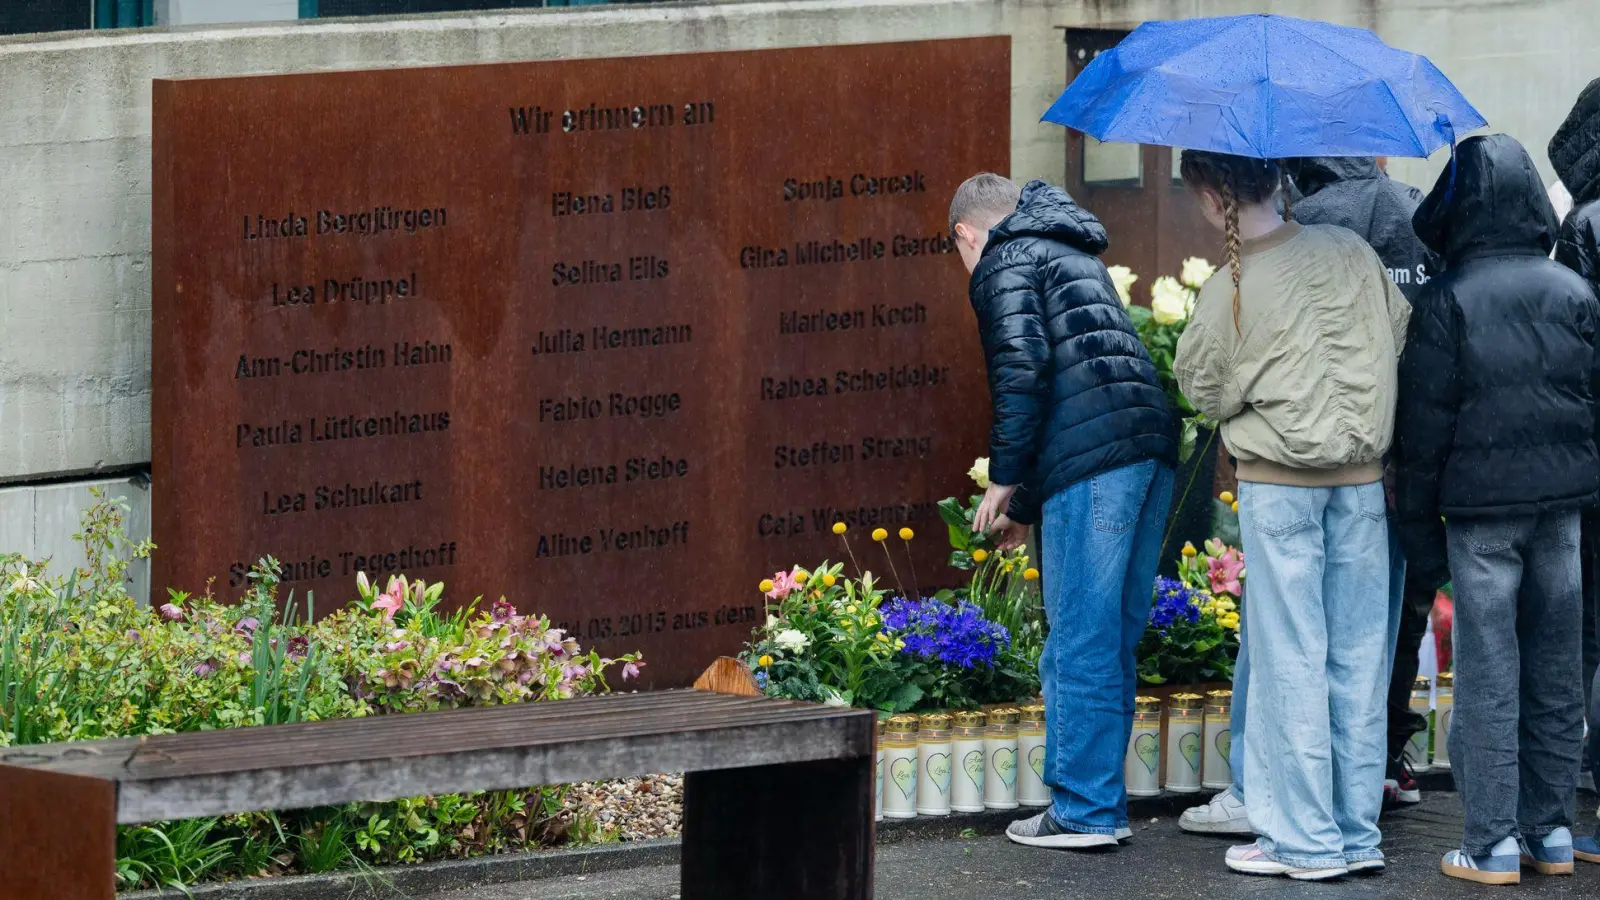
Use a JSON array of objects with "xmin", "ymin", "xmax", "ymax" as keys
[
  {"xmin": 1149, "ymin": 577, "xmax": 1202, "ymax": 631},
  {"xmin": 880, "ymin": 597, "xmax": 1009, "ymax": 669},
  {"xmin": 753, "ymin": 670, "xmax": 769, "ymax": 691}
]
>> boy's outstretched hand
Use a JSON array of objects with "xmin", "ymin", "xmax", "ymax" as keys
[{"xmin": 973, "ymin": 482, "xmax": 1018, "ymax": 535}]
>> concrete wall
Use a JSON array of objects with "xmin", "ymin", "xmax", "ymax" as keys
[
  {"xmin": 0, "ymin": 0, "xmax": 1595, "ymax": 584},
  {"xmin": 0, "ymin": 476, "xmax": 151, "ymax": 602}
]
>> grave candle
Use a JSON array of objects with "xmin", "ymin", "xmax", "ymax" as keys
[
  {"xmin": 984, "ymin": 708, "xmax": 1020, "ymax": 810},
  {"xmin": 951, "ymin": 711, "xmax": 987, "ymax": 813},
  {"xmin": 1202, "ymin": 690, "xmax": 1233, "ymax": 791},
  {"xmin": 1165, "ymin": 693, "xmax": 1204, "ymax": 793},
  {"xmin": 1017, "ymin": 704, "xmax": 1050, "ymax": 808},
  {"xmin": 1405, "ymin": 676, "xmax": 1433, "ymax": 774},
  {"xmin": 1126, "ymin": 697, "xmax": 1162, "ymax": 798},
  {"xmin": 1434, "ymin": 672, "xmax": 1453, "ymax": 771},
  {"xmin": 916, "ymin": 713, "xmax": 953, "ymax": 816},
  {"xmin": 881, "ymin": 714, "xmax": 920, "ymax": 819}
]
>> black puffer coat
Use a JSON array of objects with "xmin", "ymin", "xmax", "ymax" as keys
[
  {"xmin": 1551, "ymin": 77, "xmax": 1600, "ymax": 296},
  {"xmin": 1395, "ymin": 135, "xmax": 1600, "ymax": 583},
  {"xmin": 970, "ymin": 180, "xmax": 1177, "ymax": 525},
  {"xmin": 1285, "ymin": 157, "xmax": 1435, "ymax": 302}
]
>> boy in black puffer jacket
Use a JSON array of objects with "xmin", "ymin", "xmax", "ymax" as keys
[
  {"xmin": 949, "ymin": 174, "xmax": 1177, "ymax": 851},
  {"xmin": 1397, "ymin": 134, "xmax": 1600, "ymax": 883}
]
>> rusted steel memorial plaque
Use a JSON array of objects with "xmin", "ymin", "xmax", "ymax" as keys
[{"xmin": 152, "ymin": 38, "xmax": 1008, "ymax": 685}]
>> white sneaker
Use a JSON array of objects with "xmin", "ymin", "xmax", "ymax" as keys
[
  {"xmin": 1179, "ymin": 790, "xmax": 1252, "ymax": 835},
  {"xmin": 1226, "ymin": 842, "xmax": 1348, "ymax": 881}
]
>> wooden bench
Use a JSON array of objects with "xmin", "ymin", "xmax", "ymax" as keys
[{"xmin": 0, "ymin": 678, "xmax": 875, "ymax": 899}]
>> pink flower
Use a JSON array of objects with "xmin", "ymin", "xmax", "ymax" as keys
[
  {"xmin": 371, "ymin": 590, "xmax": 404, "ymax": 619},
  {"xmin": 622, "ymin": 660, "xmax": 644, "ymax": 681},
  {"xmin": 159, "ymin": 603, "xmax": 185, "ymax": 622},
  {"xmin": 492, "ymin": 599, "xmax": 516, "ymax": 621},
  {"xmin": 765, "ymin": 570, "xmax": 800, "ymax": 600},
  {"xmin": 1208, "ymin": 548, "xmax": 1245, "ymax": 598}
]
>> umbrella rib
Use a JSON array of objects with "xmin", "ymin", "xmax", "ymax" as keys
[{"xmin": 1261, "ymin": 15, "xmax": 1273, "ymax": 159}]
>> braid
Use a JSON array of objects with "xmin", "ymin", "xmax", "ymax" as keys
[
  {"xmin": 1279, "ymin": 167, "xmax": 1294, "ymax": 222},
  {"xmin": 1222, "ymin": 183, "xmax": 1242, "ymax": 335}
]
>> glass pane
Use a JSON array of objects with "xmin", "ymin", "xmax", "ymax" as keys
[{"xmin": 1083, "ymin": 137, "xmax": 1142, "ymax": 187}]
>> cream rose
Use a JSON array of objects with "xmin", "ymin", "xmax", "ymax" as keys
[
  {"xmin": 1179, "ymin": 257, "xmax": 1216, "ymax": 290},
  {"xmin": 967, "ymin": 457, "xmax": 991, "ymax": 489},
  {"xmin": 1106, "ymin": 265, "xmax": 1138, "ymax": 307},
  {"xmin": 1150, "ymin": 276, "xmax": 1189, "ymax": 325}
]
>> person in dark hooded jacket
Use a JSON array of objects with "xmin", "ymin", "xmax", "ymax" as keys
[
  {"xmin": 948, "ymin": 174, "xmax": 1177, "ymax": 851},
  {"xmin": 1396, "ymin": 134, "xmax": 1600, "ymax": 884},
  {"xmin": 1547, "ymin": 75, "xmax": 1600, "ymax": 865},
  {"xmin": 1289, "ymin": 156, "xmax": 1444, "ymax": 810}
]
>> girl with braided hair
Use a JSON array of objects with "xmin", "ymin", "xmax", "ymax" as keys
[{"xmin": 1172, "ymin": 150, "xmax": 1411, "ymax": 881}]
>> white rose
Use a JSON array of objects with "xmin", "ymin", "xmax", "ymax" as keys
[
  {"xmin": 1106, "ymin": 265, "xmax": 1138, "ymax": 307},
  {"xmin": 774, "ymin": 629, "xmax": 811, "ymax": 653},
  {"xmin": 967, "ymin": 457, "xmax": 990, "ymax": 489},
  {"xmin": 1180, "ymin": 257, "xmax": 1216, "ymax": 290},
  {"xmin": 1150, "ymin": 276, "xmax": 1189, "ymax": 325}
]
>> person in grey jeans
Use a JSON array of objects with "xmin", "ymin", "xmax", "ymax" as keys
[{"xmin": 1397, "ymin": 134, "xmax": 1600, "ymax": 886}]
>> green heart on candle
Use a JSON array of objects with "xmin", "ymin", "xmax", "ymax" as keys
[
  {"xmin": 962, "ymin": 749, "xmax": 985, "ymax": 791},
  {"xmin": 890, "ymin": 757, "xmax": 916, "ymax": 801},
  {"xmin": 1215, "ymin": 729, "xmax": 1231, "ymax": 762},
  {"xmin": 992, "ymin": 747, "xmax": 1018, "ymax": 787},
  {"xmin": 926, "ymin": 753, "xmax": 952, "ymax": 794},
  {"xmin": 1028, "ymin": 745, "xmax": 1045, "ymax": 782},
  {"xmin": 1134, "ymin": 733, "xmax": 1159, "ymax": 775},
  {"xmin": 1180, "ymin": 731, "xmax": 1202, "ymax": 773}
]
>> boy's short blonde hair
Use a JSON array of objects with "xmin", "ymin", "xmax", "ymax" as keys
[{"xmin": 948, "ymin": 173, "xmax": 1020, "ymax": 233}]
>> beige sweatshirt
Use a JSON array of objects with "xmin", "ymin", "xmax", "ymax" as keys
[{"xmin": 1173, "ymin": 222, "xmax": 1411, "ymax": 487}]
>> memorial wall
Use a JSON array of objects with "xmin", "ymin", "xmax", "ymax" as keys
[{"xmin": 152, "ymin": 38, "xmax": 1009, "ymax": 685}]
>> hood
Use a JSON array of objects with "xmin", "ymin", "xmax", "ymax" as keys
[
  {"xmin": 1413, "ymin": 134, "xmax": 1558, "ymax": 262},
  {"xmin": 986, "ymin": 180, "xmax": 1109, "ymax": 256},
  {"xmin": 1550, "ymin": 77, "xmax": 1600, "ymax": 206},
  {"xmin": 1284, "ymin": 157, "xmax": 1382, "ymax": 197}
]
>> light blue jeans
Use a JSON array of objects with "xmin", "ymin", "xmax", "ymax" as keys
[
  {"xmin": 1227, "ymin": 510, "xmax": 1406, "ymax": 805},
  {"xmin": 1039, "ymin": 459, "xmax": 1174, "ymax": 833},
  {"xmin": 1237, "ymin": 480, "xmax": 1390, "ymax": 869}
]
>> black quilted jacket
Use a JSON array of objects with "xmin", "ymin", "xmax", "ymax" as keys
[
  {"xmin": 968, "ymin": 180, "xmax": 1177, "ymax": 525},
  {"xmin": 1395, "ymin": 135, "xmax": 1600, "ymax": 585}
]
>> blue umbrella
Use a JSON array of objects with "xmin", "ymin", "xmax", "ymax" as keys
[{"xmin": 1041, "ymin": 14, "xmax": 1485, "ymax": 159}]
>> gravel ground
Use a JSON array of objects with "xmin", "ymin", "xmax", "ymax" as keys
[{"xmin": 565, "ymin": 775, "xmax": 683, "ymax": 842}]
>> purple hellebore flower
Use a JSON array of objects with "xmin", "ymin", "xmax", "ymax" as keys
[
  {"xmin": 234, "ymin": 616, "xmax": 260, "ymax": 636},
  {"xmin": 194, "ymin": 660, "xmax": 217, "ymax": 677},
  {"xmin": 159, "ymin": 603, "xmax": 185, "ymax": 622},
  {"xmin": 622, "ymin": 661, "xmax": 644, "ymax": 681},
  {"xmin": 286, "ymin": 636, "xmax": 309, "ymax": 659}
]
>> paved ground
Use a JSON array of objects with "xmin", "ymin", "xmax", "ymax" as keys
[{"xmin": 423, "ymin": 792, "xmax": 1600, "ymax": 900}]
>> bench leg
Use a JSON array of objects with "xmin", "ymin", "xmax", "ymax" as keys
[
  {"xmin": 681, "ymin": 756, "xmax": 874, "ymax": 900},
  {"xmin": 0, "ymin": 765, "xmax": 116, "ymax": 900}
]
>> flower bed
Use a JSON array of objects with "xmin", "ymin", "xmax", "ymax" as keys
[{"xmin": 0, "ymin": 491, "xmax": 641, "ymax": 891}]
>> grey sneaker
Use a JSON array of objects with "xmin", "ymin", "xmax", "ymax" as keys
[
  {"xmin": 1005, "ymin": 812, "xmax": 1119, "ymax": 850},
  {"xmin": 1179, "ymin": 790, "xmax": 1252, "ymax": 835}
]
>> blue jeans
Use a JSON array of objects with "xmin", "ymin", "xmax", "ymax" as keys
[
  {"xmin": 1039, "ymin": 459, "xmax": 1174, "ymax": 833},
  {"xmin": 1447, "ymin": 512, "xmax": 1583, "ymax": 856},
  {"xmin": 1237, "ymin": 481, "xmax": 1390, "ymax": 869},
  {"xmin": 1227, "ymin": 511, "xmax": 1406, "ymax": 804}
]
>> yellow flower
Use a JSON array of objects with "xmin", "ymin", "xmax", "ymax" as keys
[
  {"xmin": 832, "ymin": 521, "xmax": 848, "ymax": 535},
  {"xmin": 1220, "ymin": 491, "xmax": 1235, "ymax": 504},
  {"xmin": 822, "ymin": 574, "xmax": 837, "ymax": 587},
  {"xmin": 876, "ymin": 633, "xmax": 891, "ymax": 643},
  {"xmin": 846, "ymin": 604, "xmax": 859, "ymax": 615},
  {"xmin": 872, "ymin": 528, "xmax": 888, "ymax": 542},
  {"xmin": 972, "ymin": 549, "xmax": 990, "ymax": 563},
  {"xmin": 1221, "ymin": 613, "xmax": 1240, "ymax": 631},
  {"xmin": 1023, "ymin": 568, "xmax": 1040, "ymax": 582},
  {"xmin": 759, "ymin": 579, "xmax": 775, "ymax": 593},
  {"xmin": 758, "ymin": 654, "xmax": 774, "ymax": 668},
  {"xmin": 1215, "ymin": 599, "xmax": 1236, "ymax": 613},
  {"xmin": 794, "ymin": 571, "xmax": 808, "ymax": 585},
  {"xmin": 1182, "ymin": 542, "xmax": 1198, "ymax": 558},
  {"xmin": 899, "ymin": 527, "xmax": 914, "ymax": 541},
  {"xmin": 1231, "ymin": 500, "xmax": 1239, "ymax": 514}
]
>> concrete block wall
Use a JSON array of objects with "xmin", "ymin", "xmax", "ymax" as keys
[
  {"xmin": 0, "ymin": 476, "xmax": 151, "ymax": 602},
  {"xmin": 0, "ymin": 0, "xmax": 1594, "ymax": 593}
]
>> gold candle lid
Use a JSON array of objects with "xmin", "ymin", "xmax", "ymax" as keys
[
  {"xmin": 1413, "ymin": 676, "xmax": 1432, "ymax": 691},
  {"xmin": 986, "ymin": 707, "xmax": 1019, "ymax": 725},
  {"xmin": 1134, "ymin": 696, "xmax": 1161, "ymax": 713},
  {"xmin": 1206, "ymin": 689, "xmax": 1233, "ymax": 702},
  {"xmin": 1018, "ymin": 704, "xmax": 1046, "ymax": 724},
  {"xmin": 953, "ymin": 710, "xmax": 987, "ymax": 728},
  {"xmin": 886, "ymin": 714, "xmax": 921, "ymax": 734},
  {"xmin": 1169, "ymin": 692, "xmax": 1205, "ymax": 709},
  {"xmin": 919, "ymin": 713, "xmax": 952, "ymax": 731},
  {"xmin": 1437, "ymin": 671, "xmax": 1453, "ymax": 687}
]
